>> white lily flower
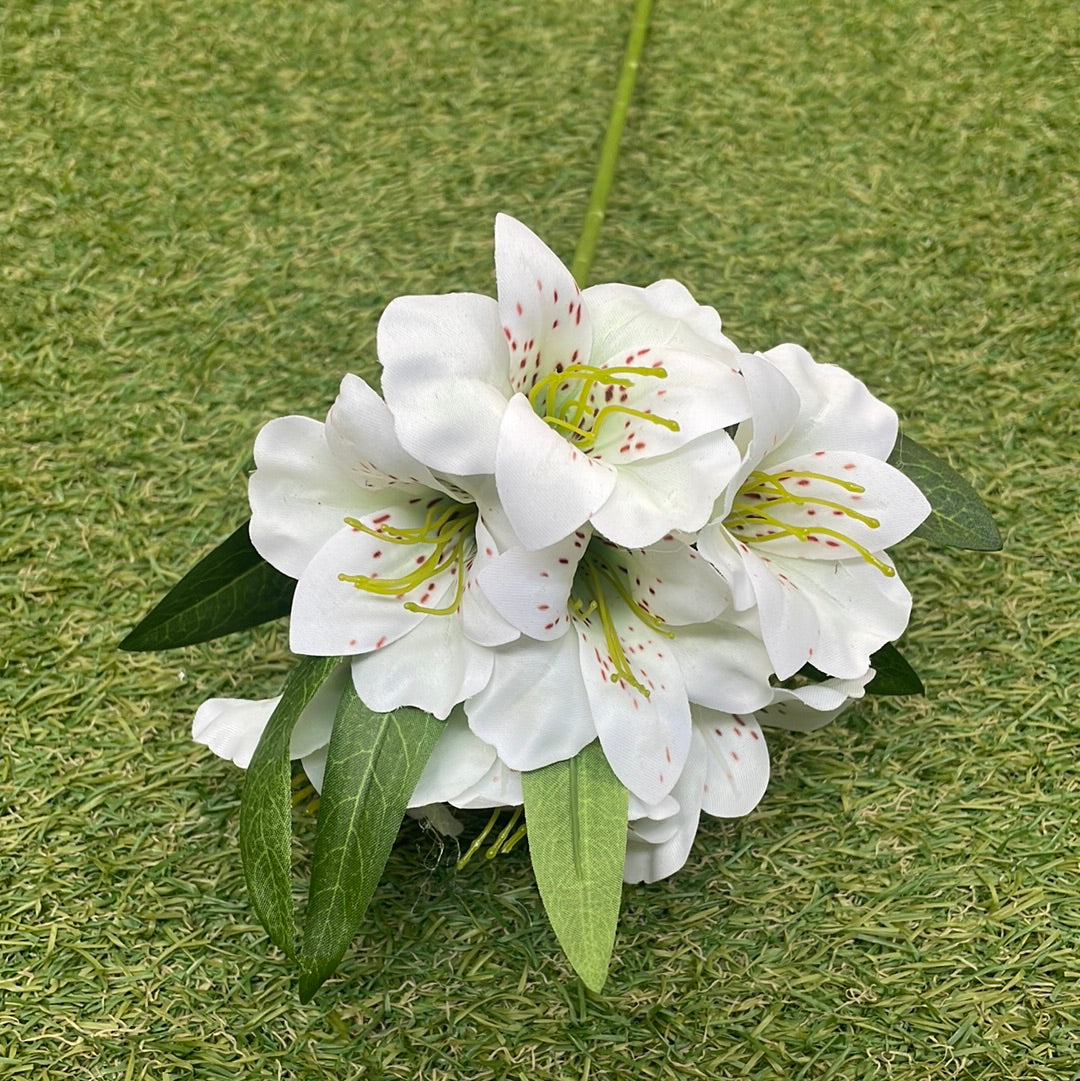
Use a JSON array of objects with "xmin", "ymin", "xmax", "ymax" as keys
[
  {"xmin": 248, "ymin": 373, "xmax": 521, "ymax": 719},
  {"xmin": 379, "ymin": 214, "xmax": 751, "ymax": 550},
  {"xmin": 697, "ymin": 345, "xmax": 931, "ymax": 681},
  {"xmin": 467, "ymin": 534, "xmax": 775, "ymax": 806},
  {"xmin": 192, "ymin": 670, "xmax": 496, "ymax": 805}
]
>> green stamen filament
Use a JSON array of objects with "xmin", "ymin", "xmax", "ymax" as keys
[
  {"xmin": 527, "ymin": 363, "xmax": 679, "ymax": 448},
  {"xmin": 573, "ymin": 555, "xmax": 674, "ymax": 699},
  {"xmin": 728, "ymin": 469, "xmax": 894, "ymax": 576},
  {"xmin": 456, "ymin": 807, "xmax": 527, "ymax": 870},
  {"xmin": 338, "ymin": 503, "xmax": 476, "ymax": 616}
]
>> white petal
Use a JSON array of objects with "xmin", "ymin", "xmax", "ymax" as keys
[
  {"xmin": 584, "ymin": 280, "xmax": 738, "ymax": 359},
  {"xmin": 778, "ymin": 554, "xmax": 913, "ymax": 678},
  {"xmin": 451, "ymin": 757, "xmax": 524, "ymax": 809},
  {"xmin": 624, "ymin": 740, "xmax": 706, "ymax": 884},
  {"xmin": 494, "ymin": 214, "xmax": 592, "ymax": 395},
  {"xmin": 409, "ymin": 708, "xmax": 497, "ymax": 806},
  {"xmin": 476, "ymin": 531, "xmax": 583, "ymax": 640},
  {"xmin": 590, "ymin": 431, "xmax": 741, "ymax": 547},
  {"xmin": 726, "ymin": 352, "xmax": 803, "ymax": 506},
  {"xmin": 607, "ymin": 543, "xmax": 729, "ymax": 627},
  {"xmin": 695, "ymin": 523, "xmax": 757, "ymax": 611},
  {"xmin": 249, "ymin": 416, "xmax": 372, "ymax": 579},
  {"xmin": 192, "ymin": 662, "xmax": 346, "ymax": 769},
  {"xmin": 730, "ymin": 540, "xmax": 821, "ymax": 680},
  {"xmin": 378, "ymin": 292, "xmax": 511, "ymax": 475},
  {"xmin": 757, "ymin": 670, "xmax": 873, "ymax": 732},
  {"xmin": 300, "ymin": 745, "xmax": 328, "ymax": 792},
  {"xmin": 289, "ymin": 513, "xmax": 451, "ymax": 656},
  {"xmin": 495, "ymin": 394, "xmax": 616, "ymax": 549},
  {"xmin": 350, "ymin": 608, "xmax": 493, "ymax": 719},
  {"xmin": 325, "ymin": 373, "xmax": 441, "ymax": 490},
  {"xmin": 577, "ymin": 598, "xmax": 692, "ymax": 804},
  {"xmin": 672, "ymin": 617, "xmax": 775, "ymax": 714},
  {"xmin": 464, "ymin": 632, "xmax": 596, "ymax": 772},
  {"xmin": 694, "ymin": 707, "xmax": 770, "ymax": 818},
  {"xmin": 192, "ymin": 695, "xmax": 278, "ymax": 769},
  {"xmin": 762, "ymin": 343, "xmax": 899, "ymax": 461},
  {"xmin": 459, "ymin": 517, "xmax": 521, "ymax": 647}
]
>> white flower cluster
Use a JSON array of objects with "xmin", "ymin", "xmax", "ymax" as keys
[{"xmin": 194, "ymin": 215, "xmax": 930, "ymax": 883}]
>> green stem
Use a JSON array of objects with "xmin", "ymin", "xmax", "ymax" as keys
[{"xmin": 569, "ymin": 0, "xmax": 655, "ymax": 287}]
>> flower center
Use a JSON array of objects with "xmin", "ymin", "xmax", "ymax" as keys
[
  {"xmin": 338, "ymin": 498, "xmax": 478, "ymax": 615},
  {"xmin": 527, "ymin": 363, "xmax": 679, "ymax": 448},
  {"xmin": 569, "ymin": 540, "xmax": 674, "ymax": 698},
  {"xmin": 726, "ymin": 468, "xmax": 894, "ymax": 576}
]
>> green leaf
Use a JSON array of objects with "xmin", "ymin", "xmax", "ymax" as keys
[
  {"xmin": 240, "ymin": 655, "xmax": 342, "ymax": 958},
  {"xmin": 888, "ymin": 433, "xmax": 1001, "ymax": 551},
  {"xmin": 798, "ymin": 641, "xmax": 924, "ymax": 696},
  {"xmin": 865, "ymin": 641, "xmax": 924, "ymax": 695},
  {"xmin": 298, "ymin": 687, "xmax": 444, "ymax": 1001},
  {"xmin": 120, "ymin": 520, "xmax": 295, "ymax": 650},
  {"xmin": 521, "ymin": 741, "xmax": 628, "ymax": 993}
]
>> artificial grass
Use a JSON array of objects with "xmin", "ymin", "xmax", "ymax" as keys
[{"xmin": 2, "ymin": 0, "xmax": 1077, "ymax": 1077}]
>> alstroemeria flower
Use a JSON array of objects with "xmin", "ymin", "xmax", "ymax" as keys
[
  {"xmin": 192, "ymin": 669, "xmax": 497, "ymax": 806},
  {"xmin": 249, "ymin": 373, "xmax": 521, "ymax": 719},
  {"xmin": 697, "ymin": 345, "xmax": 931, "ymax": 680},
  {"xmin": 468, "ymin": 534, "xmax": 775, "ymax": 805},
  {"xmin": 379, "ymin": 214, "xmax": 751, "ymax": 550}
]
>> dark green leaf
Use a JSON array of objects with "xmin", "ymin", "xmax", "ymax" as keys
[
  {"xmin": 888, "ymin": 433, "xmax": 1001, "ymax": 551},
  {"xmin": 866, "ymin": 641, "xmax": 924, "ymax": 695},
  {"xmin": 120, "ymin": 520, "xmax": 295, "ymax": 650},
  {"xmin": 240, "ymin": 655, "xmax": 342, "ymax": 957},
  {"xmin": 798, "ymin": 641, "xmax": 923, "ymax": 696},
  {"xmin": 298, "ymin": 688, "xmax": 444, "ymax": 1002},
  {"xmin": 521, "ymin": 741, "xmax": 628, "ymax": 993}
]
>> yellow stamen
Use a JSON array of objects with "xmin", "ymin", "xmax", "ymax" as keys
[
  {"xmin": 527, "ymin": 363, "xmax": 679, "ymax": 448},
  {"xmin": 338, "ymin": 501, "xmax": 477, "ymax": 616},
  {"xmin": 727, "ymin": 469, "xmax": 894, "ymax": 576}
]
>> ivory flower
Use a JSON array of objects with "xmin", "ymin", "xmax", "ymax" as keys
[
  {"xmin": 468, "ymin": 534, "xmax": 775, "ymax": 805},
  {"xmin": 697, "ymin": 346, "xmax": 931, "ymax": 680},
  {"xmin": 248, "ymin": 373, "xmax": 519, "ymax": 719},
  {"xmin": 379, "ymin": 214, "xmax": 751, "ymax": 550}
]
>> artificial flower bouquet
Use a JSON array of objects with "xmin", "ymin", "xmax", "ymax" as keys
[{"xmin": 122, "ymin": 214, "xmax": 999, "ymax": 995}]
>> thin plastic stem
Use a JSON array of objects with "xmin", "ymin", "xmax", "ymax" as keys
[{"xmin": 569, "ymin": 0, "xmax": 655, "ymax": 286}]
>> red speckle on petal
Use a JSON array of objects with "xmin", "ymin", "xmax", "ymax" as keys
[
  {"xmin": 348, "ymin": 638, "xmax": 357, "ymax": 647},
  {"xmin": 372, "ymin": 550, "xmax": 382, "ymax": 558},
  {"xmin": 503, "ymin": 327, "xmax": 512, "ymax": 341},
  {"xmin": 516, "ymin": 301, "xmax": 523, "ymax": 316},
  {"xmin": 730, "ymin": 751, "xmax": 740, "ymax": 762},
  {"xmin": 372, "ymin": 513, "xmax": 391, "ymax": 525},
  {"xmin": 751, "ymin": 731, "xmax": 760, "ymax": 740},
  {"xmin": 375, "ymin": 636, "xmax": 388, "ymax": 649},
  {"xmin": 844, "ymin": 462, "xmax": 857, "ymax": 470},
  {"xmin": 797, "ymin": 479, "xmax": 811, "ymax": 487},
  {"xmin": 634, "ymin": 442, "xmax": 646, "ymax": 450},
  {"xmin": 537, "ymin": 604, "xmax": 550, "ymax": 611}
]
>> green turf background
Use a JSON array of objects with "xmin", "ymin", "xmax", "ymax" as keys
[{"xmin": 3, "ymin": 0, "xmax": 1077, "ymax": 1077}]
